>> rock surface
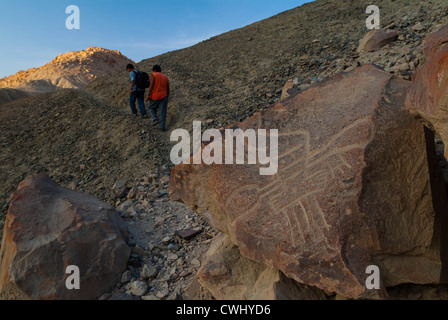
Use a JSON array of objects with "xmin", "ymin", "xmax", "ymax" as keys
[
  {"xmin": 0, "ymin": 174, "xmax": 130, "ymax": 300},
  {"xmin": 170, "ymin": 65, "xmax": 448, "ymax": 299},
  {"xmin": 406, "ymin": 25, "xmax": 448, "ymax": 157},
  {"xmin": 198, "ymin": 234, "xmax": 328, "ymax": 300}
]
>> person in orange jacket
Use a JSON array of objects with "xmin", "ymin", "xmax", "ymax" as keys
[{"xmin": 146, "ymin": 65, "xmax": 170, "ymax": 131}]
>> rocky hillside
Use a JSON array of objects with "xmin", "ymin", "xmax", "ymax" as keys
[
  {"xmin": 87, "ymin": 0, "xmax": 448, "ymax": 132},
  {"xmin": 0, "ymin": 47, "xmax": 134, "ymax": 104}
]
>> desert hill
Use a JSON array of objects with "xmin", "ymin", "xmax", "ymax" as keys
[{"xmin": 0, "ymin": 47, "xmax": 134, "ymax": 104}]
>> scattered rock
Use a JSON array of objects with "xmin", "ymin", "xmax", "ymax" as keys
[
  {"xmin": 113, "ymin": 180, "xmax": 128, "ymax": 190},
  {"xmin": 412, "ymin": 22, "xmax": 425, "ymax": 32},
  {"xmin": 162, "ymin": 236, "xmax": 172, "ymax": 244},
  {"xmin": 156, "ymin": 289, "xmax": 170, "ymax": 299},
  {"xmin": 168, "ymin": 253, "xmax": 179, "ymax": 261},
  {"xmin": 121, "ymin": 270, "xmax": 132, "ymax": 283},
  {"xmin": 175, "ymin": 228, "xmax": 203, "ymax": 240},
  {"xmin": 191, "ymin": 258, "xmax": 201, "ymax": 268},
  {"xmin": 406, "ymin": 25, "xmax": 448, "ymax": 157},
  {"xmin": 99, "ymin": 293, "xmax": 112, "ymax": 300}
]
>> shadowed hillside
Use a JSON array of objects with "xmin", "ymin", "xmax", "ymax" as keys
[{"xmin": 0, "ymin": 47, "xmax": 134, "ymax": 105}]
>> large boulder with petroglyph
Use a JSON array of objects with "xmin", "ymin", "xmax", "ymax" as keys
[
  {"xmin": 406, "ymin": 25, "xmax": 448, "ymax": 157},
  {"xmin": 357, "ymin": 29, "xmax": 399, "ymax": 52},
  {"xmin": 170, "ymin": 64, "xmax": 448, "ymax": 299},
  {"xmin": 0, "ymin": 174, "xmax": 131, "ymax": 300}
]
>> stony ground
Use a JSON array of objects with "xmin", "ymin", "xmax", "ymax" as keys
[
  {"xmin": 97, "ymin": 173, "xmax": 218, "ymax": 300},
  {"xmin": 2, "ymin": 0, "xmax": 448, "ymax": 300}
]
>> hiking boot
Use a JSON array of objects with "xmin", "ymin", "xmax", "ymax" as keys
[
  {"xmin": 152, "ymin": 120, "xmax": 159, "ymax": 126},
  {"xmin": 158, "ymin": 127, "xmax": 167, "ymax": 132},
  {"xmin": 142, "ymin": 114, "xmax": 148, "ymax": 119}
]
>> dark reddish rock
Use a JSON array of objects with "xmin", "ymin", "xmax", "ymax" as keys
[
  {"xmin": 170, "ymin": 65, "xmax": 448, "ymax": 299},
  {"xmin": 0, "ymin": 174, "xmax": 130, "ymax": 300}
]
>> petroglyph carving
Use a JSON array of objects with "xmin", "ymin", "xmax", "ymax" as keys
[{"xmin": 224, "ymin": 118, "xmax": 373, "ymax": 247}]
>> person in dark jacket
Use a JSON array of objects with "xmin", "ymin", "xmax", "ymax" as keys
[{"xmin": 126, "ymin": 64, "xmax": 147, "ymax": 118}]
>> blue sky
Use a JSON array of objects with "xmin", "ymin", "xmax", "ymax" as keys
[{"xmin": 0, "ymin": 0, "xmax": 313, "ymax": 78}]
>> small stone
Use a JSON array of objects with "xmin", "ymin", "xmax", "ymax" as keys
[
  {"xmin": 114, "ymin": 187, "xmax": 128, "ymax": 199},
  {"xmin": 121, "ymin": 270, "xmax": 132, "ymax": 283},
  {"xmin": 141, "ymin": 295, "xmax": 159, "ymax": 300},
  {"xmin": 191, "ymin": 258, "xmax": 201, "ymax": 267},
  {"xmin": 177, "ymin": 258, "xmax": 185, "ymax": 267},
  {"xmin": 147, "ymin": 242, "xmax": 155, "ymax": 252},
  {"xmin": 130, "ymin": 280, "xmax": 148, "ymax": 296},
  {"xmin": 292, "ymin": 77, "xmax": 301, "ymax": 85},
  {"xmin": 141, "ymin": 263, "xmax": 158, "ymax": 279},
  {"xmin": 175, "ymin": 228, "xmax": 203, "ymax": 240},
  {"xmin": 131, "ymin": 246, "xmax": 146, "ymax": 256},
  {"xmin": 179, "ymin": 271, "xmax": 192, "ymax": 278},
  {"xmin": 127, "ymin": 187, "xmax": 138, "ymax": 200},
  {"xmin": 168, "ymin": 253, "xmax": 179, "ymax": 261},
  {"xmin": 68, "ymin": 180, "xmax": 79, "ymax": 190},
  {"xmin": 412, "ymin": 22, "xmax": 425, "ymax": 32},
  {"xmin": 162, "ymin": 236, "xmax": 172, "ymax": 244},
  {"xmin": 396, "ymin": 63, "xmax": 410, "ymax": 72},
  {"xmin": 167, "ymin": 291, "xmax": 181, "ymax": 300},
  {"xmin": 155, "ymin": 217, "xmax": 165, "ymax": 227}
]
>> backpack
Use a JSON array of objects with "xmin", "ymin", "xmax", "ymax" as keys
[{"xmin": 134, "ymin": 70, "xmax": 150, "ymax": 90}]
